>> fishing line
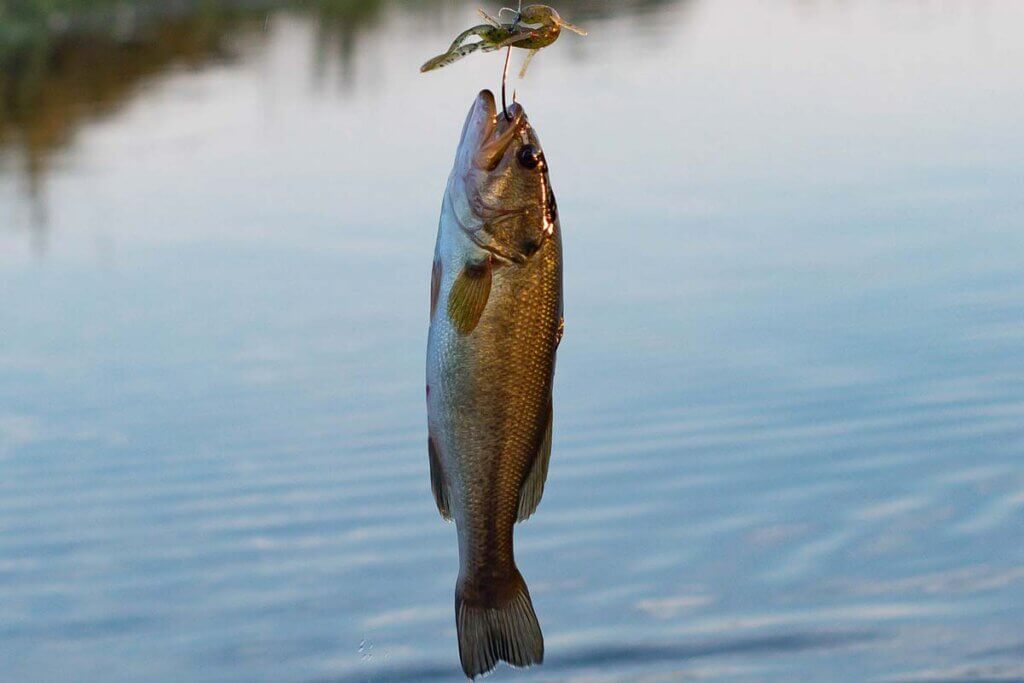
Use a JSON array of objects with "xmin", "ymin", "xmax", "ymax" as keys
[{"xmin": 500, "ymin": 0, "xmax": 523, "ymax": 121}]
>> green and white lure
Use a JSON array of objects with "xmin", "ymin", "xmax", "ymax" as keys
[{"xmin": 420, "ymin": 4, "xmax": 587, "ymax": 78}]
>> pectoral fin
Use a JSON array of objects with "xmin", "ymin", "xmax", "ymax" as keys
[
  {"xmin": 428, "ymin": 435, "xmax": 452, "ymax": 521},
  {"xmin": 517, "ymin": 404, "xmax": 553, "ymax": 522},
  {"xmin": 447, "ymin": 260, "xmax": 492, "ymax": 334}
]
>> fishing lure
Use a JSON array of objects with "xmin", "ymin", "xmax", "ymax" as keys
[{"xmin": 420, "ymin": 4, "xmax": 587, "ymax": 76}]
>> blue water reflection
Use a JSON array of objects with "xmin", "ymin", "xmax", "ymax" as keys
[{"xmin": 1, "ymin": 1, "xmax": 1022, "ymax": 681}]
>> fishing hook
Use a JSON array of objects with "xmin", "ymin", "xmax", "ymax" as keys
[
  {"xmin": 500, "ymin": 0, "xmax": 523, "ymax": 121},
  {"xmin": 501, "ymin": 46, "xmax": 513, "ymax": 121}
]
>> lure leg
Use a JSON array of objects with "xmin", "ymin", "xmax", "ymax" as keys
[
  {"xmin": 446, "ymin": 25, "xmax": 496, "ymax": 53},
  {"xmin": 420, "ymin": 41, "xmax": 485, "ymax": 72},
  {"xmin": 518, "ymin": 48, "xmax": 539, "ymax": 78}
]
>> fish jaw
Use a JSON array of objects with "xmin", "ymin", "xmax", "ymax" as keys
[
  {"xmin": 447, "ymin": 93, "xmax": 554, "ymax": 267},
  {"xmin": 447, "ymin": 90, "xmax": 522, "ymax": 239},
  {"xmin": 452, "ymin": 90, "xmax": 497, "ymax": 180},
  {"xmin": 451, "ymin": 89, "xmax": 526, "ymax": 173}
]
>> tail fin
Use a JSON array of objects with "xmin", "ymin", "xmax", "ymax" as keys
[{"xmin": 455, "ymin": 569, "xmax": 544, "ymax": 678}]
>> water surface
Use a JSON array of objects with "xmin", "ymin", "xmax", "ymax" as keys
[{"xmin": 1, "ymin": 1, "xmax": 1023, "ymax": 681}]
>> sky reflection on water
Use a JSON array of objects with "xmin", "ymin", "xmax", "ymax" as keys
[{"xmin": 1, "ymin": 1, "xmax": 1023, "ymax": 682}]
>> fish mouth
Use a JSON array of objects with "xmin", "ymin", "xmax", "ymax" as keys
[
  {"xmin": 450, "ymin": 91, "xmax": 536, "ymax": 265},
  {"xmin": 459, "ymin": 90, "xmax": 529, "ymax": 171},
  {"xmin": 476, "ymin": 105, "xmax": 527, "ymax": 170}
]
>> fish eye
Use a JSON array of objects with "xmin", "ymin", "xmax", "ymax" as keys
[{"xmin": 517, "ymin": 144, "xmax": 542, "ymax": 170}]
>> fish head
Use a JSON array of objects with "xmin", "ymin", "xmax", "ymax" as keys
[{"xmin": 449, "ymin": 90, "xmax": 558, "ymax": 264}]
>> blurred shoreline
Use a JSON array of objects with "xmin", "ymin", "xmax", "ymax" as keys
[
  {"xmin": 0, "ymin": 0, "xmax": 679, "ymax": 175},
  {"xmin": 0, "ymin": 0, "xmax": 683, "ymax": 259}
]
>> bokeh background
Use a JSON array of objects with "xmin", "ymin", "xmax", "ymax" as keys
[{"xmin": 2, "ymin": 1, "xmax": 1023, "ymax": 681}]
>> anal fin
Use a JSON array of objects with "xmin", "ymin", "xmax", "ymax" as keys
[
  {"xmin": 428, "ymin": 436, "xmax": 452, "ymax": 521},
  {"xmin": 517, "ymin": 404, "xmax": 553, "ymax": 522}
]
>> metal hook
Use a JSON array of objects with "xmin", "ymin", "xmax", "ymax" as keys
[
  {"xmin": 500, "ymin": 0, "xmax": 523, "ymax": 122},
  {"xmin": 498, "ymin": 1, "xmax": 523, "ymax": 22},
  {"xmin": 501, "ymin": 46, "xmax": 513, "ymax": 121}
]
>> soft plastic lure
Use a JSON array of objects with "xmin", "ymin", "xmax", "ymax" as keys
[{"xmin": 420, "ymin": 4, "xmax": 587, "ymax": 76}]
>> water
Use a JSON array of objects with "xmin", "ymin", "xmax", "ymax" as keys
[{"xmin": 2, "ymin": 1, "xmax": 1023, "ymax": 681}]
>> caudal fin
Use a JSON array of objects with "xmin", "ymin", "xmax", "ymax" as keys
[{"xmin": 455, "ymin": 569, "xmax": 544, "ymax": 679}]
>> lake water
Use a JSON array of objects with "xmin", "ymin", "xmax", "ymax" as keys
[{"xmin": 1, "ymin": 1, "xmax": 1023, "ymax": 681}]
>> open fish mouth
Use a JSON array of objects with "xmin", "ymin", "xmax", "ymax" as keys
[
  {"xmin": 476, "ymin": 106, "xmax": 527, "ymax": 170},
  {"xmin": 458, "ymin": 90, "xmax": 530, "ymax": 171},
  {"xmin": 451, "ymin": 90, "xmax": 548, "ymax": 265}
]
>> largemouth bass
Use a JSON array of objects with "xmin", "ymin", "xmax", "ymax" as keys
[{"xmin": 426, "ymin": 90, "xmax": 563, "ymax": 678}]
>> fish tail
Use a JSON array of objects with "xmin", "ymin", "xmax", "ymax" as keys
[{"xmin": 455, "ymin": 567, "xmax": 543, "ymax": 678}]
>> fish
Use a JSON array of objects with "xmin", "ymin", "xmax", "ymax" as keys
[{"xmin": 426, "ymin": 90, "xmax": 563, "ymax": 679}]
